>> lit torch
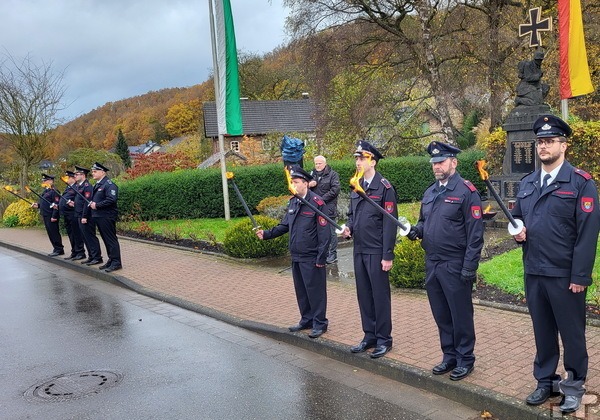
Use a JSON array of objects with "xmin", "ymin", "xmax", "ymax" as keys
[
  {"xmin": 25, "ymin": 185, "xmax": 55, "ymax": 208},
  {"xmin": 348, "ymin": 157, "xmax": 411, "ymax": 236},
  {"xmin": 226, "ymin": 172, "xmax": 259, "ymax": 230},
  {"xmin": 283, "ymin": 166, "xmax": 345, "ymax": 234},
  {"xmin": 3, "ymin": 185, "xmax": 34, "ymax": 204},
  {"xmin": 475, "ymin": 160, "xmax": 524, "ymax": 235},
  {"xmin": 60, "ymin": 175, "xmax": 91, "ymax": 205}
]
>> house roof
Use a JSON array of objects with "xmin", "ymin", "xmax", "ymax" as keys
[{"xmin": 203, "ymin": 99, "xmax": 317, "ymax": 138}]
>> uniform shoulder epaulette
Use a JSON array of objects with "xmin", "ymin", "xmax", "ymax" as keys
[
  {"xmin": 381, "ymin": 178, "xmax": 391, "ymax": 189},
  {"xmin": 107, "ymin": 180, "xmax": 113, "ymax": 185},
  {"xmin": 313, "ymin": 195, "xmax": 324, "ymax": 206},
  {"xmin": 520, "ymin": 170, "xmax": 535, "ymax": 181},
  {"xmin": 463, "ymin": 179, "xmax": 477, "ymax": 192},
  {"xmin": 574, "ymin": 168, "xmax": 592, "ymax": 180}
]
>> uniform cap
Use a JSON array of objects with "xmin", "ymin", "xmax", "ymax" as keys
[
  {"xmin": 427, "ymin": 141, "xmax": 461, "ymax": 163},
  {"xmin": 288, "ymin": 165, "xmax": 312, "ymax": 182},
  {"xmin": 353, "ymin": 140, "xmax": 384, "ymax": 161},
  {"xmin": 533, "ymin": 115, "xmax": 572, "ymax": 138},
  {"xmin": 65, "ymin": 170, "xmax": 76, "ymax": 177},
  {"xmin": 41, "ymin": 173, "xmax": 55, "ymax": 181},
  {"xmin": 74, "ymin": 165, "xmax": 90, "ymax": 175},
  {"xmin": 91, "ymin": 162, "xmax": 109, "ymax": 172}
]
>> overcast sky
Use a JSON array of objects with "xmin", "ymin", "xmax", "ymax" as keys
[{"xmin": 0, "ymin": 0, "xmax": 289, "ymax": 122}]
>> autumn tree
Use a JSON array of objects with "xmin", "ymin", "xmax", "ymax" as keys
[
  {"xmin": 0, "ymin": 53, "xmax": 66, "ymax": 189},
  {"xmin": 115, "ymin": 128, "xmax": 132, "ymax": 168},
  {"xmin": 165, "ymin": 99, "xmax": 202, "ymax": 138}
]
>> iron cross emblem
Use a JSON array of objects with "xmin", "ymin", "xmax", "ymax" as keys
[{"xmin": 519, "ymin": 7, "xmax": 552, "ymax": 47}]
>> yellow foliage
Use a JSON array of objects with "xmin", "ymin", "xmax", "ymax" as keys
[
  {"xmin": 475, "ymin": 127, "xmax": 506, "ymax": 175},
  {"xmin": 3, "ymin": 200, "xmax": 40, "ymax": 227}
]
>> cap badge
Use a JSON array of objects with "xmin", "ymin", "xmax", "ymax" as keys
[
  {"xmin": 541, "ymin": 123, "xmax": 552, "ymax": 130},
  {"xmin": 432, "ymin": 148, "xmax": 439, "ymax": 154}
]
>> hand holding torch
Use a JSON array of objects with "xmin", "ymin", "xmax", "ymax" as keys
[
  {"xmin": 226, "ymin": 172, "xmax": 259, "ymax": 230},
  {"xmin": 25, "ymin": 185, "xmax": 56, "ymax": 209},
  {"xmin": 3, "ymin": 186, "xmax": 34, "ymax": 204},
  {"xmin": 284, "ymin": 167, "xmax": 345, "ymax": 234},
  {"xmin": 60, "ymin": 175, "xmax": 91, "ymax": 206},
  {"xmin": 348, "ymin": 164, "xmax": 411, "ymax": 236},
  {"xmin": 475, "ymin": 160, "xmax": 524, "ymax": 235}
]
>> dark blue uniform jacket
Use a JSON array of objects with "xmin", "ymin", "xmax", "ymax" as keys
[
  {"xmin": 75, "ymin": 181, "xmax": 93, "ymax": 218},
  {"xmin": 91, "ymin": 177, "xmax": 119, "ymax": 219},
  {"xmin": 511, "ymin": 162, "xmax": 600, "ymax": 285},
  {"xmin": 39, "ymin": 188, "xmax": 60, "ymax": 219}
]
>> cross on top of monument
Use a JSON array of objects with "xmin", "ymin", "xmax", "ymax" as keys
[{"xmin": 519, "ymin": 7, "xmax": 552, "ymax": 47}]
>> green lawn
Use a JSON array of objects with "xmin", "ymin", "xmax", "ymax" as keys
[{"xmin": 118, "ymin": 217, "xmax": 245, "ymax": 243}]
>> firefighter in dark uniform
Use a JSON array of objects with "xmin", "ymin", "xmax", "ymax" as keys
[
  {"xmin": 407, "ymin": 141, "xmax": 484, "ymax": 381},
  {"xmin": 90, "ymin": 162, "xmax": 122, "ymax": 272},
  {"xmin": 75, "ymin": 166, "xmax": 103, "ymax": 265},
  {"xmin": 60, "ymin": 170, "xmax": 86, "ymax": 261},
  {"xmin": 256, "ymin": 165, "xmax": 331, "ymax": 339},
  {"xmin": 511, "ymin": 115, "xmax": 600, "ymax": 413},
  {"xmin": 342, "ymin": 140, "xmax": 398, "ymax": 359},
  {"xmin": 32, "ymin": 174, "xmax": 64, "ymax": 256}
]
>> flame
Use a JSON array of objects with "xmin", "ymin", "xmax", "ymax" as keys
[
  {"xmin": 41, "ymin": 182, "xmax": 51, "ymax": 188},
  {"xmin": 61, "ymin": 175, "xmax": 69, "ymax": 183},
  {"xmin": 4, "ymin": 185, "xmax": 14, "ymax": 192},
  {"xmin": 475, "ymin": 160, "xmax": 489, "ymax": 181},
  {"xmin": 349, "ymin": 155, "xmax": 371, "ymax": 194},
  {"xmin": 226, "ymin": 171, "xmax": 234, "ymax": 180},
  {"xmin": 284, "ymin": 166, "xmax": 297, "ymax": 195},
  {"xmin": 25, "ymin": 185, "xmax": 32, "ymax": 192},
  {"xmin": 484, "ymin": 204, "xmax": 492, "ymax": 213}
]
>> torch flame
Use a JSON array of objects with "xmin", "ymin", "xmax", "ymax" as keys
[
  {"xmin": 284, "ymin": 166, "xmax": 298, "ymax": 195},
  {"xmin": 484, "ymin": 204, "xmax": 491, "ymax": 213},
  {"xmin": 349, "ymin": 156, "xmax": 370, "ymax": 194},
  {"xmin": 226, "ymin": 171, "xmax": 234, "ymax": 180},
  {"xmin": 475, "ymin": 160, "xmax": 489, "ymax": 181},
  {"xmin": 61, "ymin": 175, "xmax": 69, "ymax": 183},
  {"xmin": 4, "ymin": 185, "xmax": 14, "ymax": 192},
  {"xmin": 41, "ymin": 182, "xmax": 51, "ymax": 189},
  {"xmin": 25, "ymin": 185, "xmax": 32, "ymax": 193}
]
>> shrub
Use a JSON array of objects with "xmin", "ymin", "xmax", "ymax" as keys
[
  {"xmin": 475, "ymin": 127, "xmax": 507, "ymax": 176},
  {"xmin": 256, "ymin": 195, "xmax": 291, "ymax": 220},
  {"xmin": 389, "ymin": 237, "xmax": 426, "ymax": 288},
  {"xmin": 3, "ymin": 215, "xmax": 19, "ymax": 227},
  {"xmin": 2, "ymin": 200, "xmax": 40, "ymax": 227},
  {"xmin": 223, "ymin": 215, "xmax": 288, "ymax": 258}
]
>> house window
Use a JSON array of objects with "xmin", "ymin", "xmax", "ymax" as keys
[{"xmin": 230, "ymin": 141, "xmax": 240, "ymax": 152}]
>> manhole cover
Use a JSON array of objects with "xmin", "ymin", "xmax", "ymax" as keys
[{"xmin": 24, "ymin": 370, "xmax": 123, "ymax": 402}]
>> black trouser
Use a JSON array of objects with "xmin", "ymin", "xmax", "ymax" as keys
[
  {"xmin": 63, "ymin": 211, "xmax": 84, "ymax": 256},
  {"xmin": 291, "ymin": 261, "xmax": 328, "ymax": 330},
  {"xmin": 93, "ymin": 216, "xmax": 121, "ymax": 266},
  {"xmin": 425, "ymin": 259, "xmax": 475, "ymax": 368},
  {"xmin": 353, "ymin": 253, "xmax": 392, "ymax": 347},
  {"xmin": 525, "ymin": 274, "xmax": 587, "ymax": 397},
  {"xmin": 78, "ymin": 217, "xmax": 101, "ymax": 260},
  {"xmin": 42, "ymin": 215, "xmax": 63, "ymax": 253}
]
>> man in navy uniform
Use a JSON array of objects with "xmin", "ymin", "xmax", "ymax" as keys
[
  {"xmin": 407, "ymin": 141, "xmax": 484, "ymax": 381},
  {"xmin": 32, "ymin": 174, "xmax": 64, "ymax": 256},
  {"xmin": 256, "ymin": 165, "xmax": 331, "ymax": 339},
  {"xmin": 75, "ymin": 166, "xmax": 103, "ymax": 265},
  {"xmin": 511, "ymin": 115, "xmax": 600, "ymax": 413},
  {"xmin": 90, "ymin": 162, "xmax": 122, "ymax": 272},
  {"xmin": 60, "ymin": 170, "xmax": 86, "ymax": 261},
  {"xmin": 342, "ymin": 140, "xmax": 398, "ymax": 359}
]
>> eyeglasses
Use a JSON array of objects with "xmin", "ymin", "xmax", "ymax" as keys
[{"xmin": 536, "ymin": 138, "xmax": 564, "ymax": 147}]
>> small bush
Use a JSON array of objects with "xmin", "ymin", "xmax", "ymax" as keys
[
  {"xmin": 389, "ymin": 237, "xmax": 426, "ymax": 288},
  {"xmin": 3, "ymin": 215, "xmax": 19, "ymax": 227},
  {"xmin": 223, "ymin": 215, "xmax": 288, "ymax": 258},
  {"xmin": 136, "ymin": 221, "xmax": 154, "ymax": 237},
  {"xmin": 256, "ymin": 195, "xmax": 291, "ymax": 220},
  {"xmin": 3, "ymin": 200, "xmax": 40, "ymax": 227}
]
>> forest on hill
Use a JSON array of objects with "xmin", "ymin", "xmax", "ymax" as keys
[{"xmin": 28, "ymin": 0, "xmax": 600, "ymax": 165}]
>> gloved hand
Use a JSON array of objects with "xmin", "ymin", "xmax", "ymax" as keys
[
  {"xmin": 460, "ymin": 268, "xmax": 477, "ymax": 284},
  {"xmin": 407, "ymin": 226, "xmax": 419, "ymax": 241}
]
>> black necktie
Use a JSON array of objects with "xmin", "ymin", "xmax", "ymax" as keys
[
  {"xmin": 541, "ymin": 174, "xmax": 551, "ymax": 193},
  {"xmin": 364, "ymin": 181, "xmax": 369, "ymax": 190}
]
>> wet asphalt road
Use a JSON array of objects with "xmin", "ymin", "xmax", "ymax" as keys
[{"xmin": 0, "ymin": 248, "xmax": 477, "ymax": 420}]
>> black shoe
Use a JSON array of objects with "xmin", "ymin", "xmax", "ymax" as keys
[
  {"xmin": 559, "ymin": 395, "xmax": 581, "ymax": 413},
  {"xmin": 71, "ymin": 254, "xmax": 86, "ymax": 261},
  {"xmin": 98, "ymin": 263, "xmax": 110, "ymax": 270},
  {"xmin": 48, "ymin": 251, "xmax": 64, "ymax": 257},
  {"xmin": 350, "ymin": 341, "xmax": 377, "ymax": 353},
  {"xmin": 81, "ymin": 259, "xmax": 92, "ymax": 264},
  {"xmin": 104, "ymin": 265, "xmax": 122, "ymax": 273},
  {"xmin": 63, "ymin": 254, "xmax": 76, "ymax": 260},
  {"xmin": 308, "ymin": 329, "xmax": 326, "ymax": 339},
  {"xmin": 288, "ymin": 324, "xmax": 311, "ymax": 332},
  {"xmin": 525, "ymin": 388, "xmax": 553, "ymax": 405},
  {"xmin": 85, "ymin": 259, "xmax": 103, "ymax": 266},
  {"xmin": 432, "ymin": 361, "xmax": 457, "ymax": 375},
  {"xmin": 370, "ymin": 345, "xmax": 392, "ymax": 359},
  {"xmin": 449, "ymin": 366, "xmax": 474, "ymax": 381}
]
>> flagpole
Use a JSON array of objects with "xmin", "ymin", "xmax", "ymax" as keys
[
  {"xmin": 208, "ymin": 0, "xmax": 231, "ymax": 220},
  {"xmin": 561, "ymin": 99, "xmax": 569, "ymax": 120}
]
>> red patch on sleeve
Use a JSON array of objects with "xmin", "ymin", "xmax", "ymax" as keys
[
  {"xmin": 385, "ymin": 202, "xmax": 395, "ymax": 213},
  {"xmin": 85, "ymin": 192, "xmax": 91, "ymax": 198},
  {"xmin": 581, "ymin": 197, "xmax": 594, "ymax": 213},
  {"xmin": 471, "ymin": 205, "xmax": 482, "ymax": 219},
  {"xmin": 318, "ymin": 216, "xmax": 327, "ymax": 226}
]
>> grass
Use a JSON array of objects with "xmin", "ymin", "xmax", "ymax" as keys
[{"xmin": 119, "ymin": 217, "xmax": 245, "ymax": 243}]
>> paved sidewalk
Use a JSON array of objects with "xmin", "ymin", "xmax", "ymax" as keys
[{"xmin": 1, "ymin": 227, "xmax": 599, "ymax": 419}]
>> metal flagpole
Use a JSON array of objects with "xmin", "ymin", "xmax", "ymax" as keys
[
  {"xmin": 208, "ymin": 0, "xmax": 231, "ymax": 220},
  {"xmin": 561, "ymin": 98, "xmax": 569, "ymax": 120}
]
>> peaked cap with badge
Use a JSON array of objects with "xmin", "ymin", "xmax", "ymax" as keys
[
  {"xmin": 533, "ymin": 114, "xmax": 572, "ymax": 138},
  {"xmin": 91, "ymin": 162, "xmax": 109, "ymax": 172},
  {"xmin": 427, "ymin": 141, "xmax": 461, "ymax": 163},
  {"xmin": 353, "ymin": 140, "xmax": 384, "ymax": 161},
  {"xmin": 41, "ymin": 173, "xmax": 55, "ymax": 181},
  {"xmin": 74, "ymin": 165, "xmax": 90, "ymax": 175},
  {"xmin": 65, "ymin": 170, "xmax": 76, "ymax": 177},
  {"xmin": 288, "ymin": 165, "xmax": 313, "ymax": 182}
]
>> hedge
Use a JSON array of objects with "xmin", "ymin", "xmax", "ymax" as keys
[{"xmin": 118, "ymin": 150, "xmax": 485, "ymax": 220}]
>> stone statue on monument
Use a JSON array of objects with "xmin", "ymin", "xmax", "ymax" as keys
[{"xmin": 515, "ymin": 49, "xmax": 550, "ymax": 107}]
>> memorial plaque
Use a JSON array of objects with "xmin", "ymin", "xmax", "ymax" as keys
[
  {"xmin": 504, "ymin": 181, "xmax": 520, "ymax": 198},
  {"xmin": 511, "ymin": 141, "xmax": 535, "ymax": 173}
]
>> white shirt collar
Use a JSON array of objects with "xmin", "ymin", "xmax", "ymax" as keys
[{"xmin": 541, "ymin": 162, "xmax": 563, "ymax": 185}]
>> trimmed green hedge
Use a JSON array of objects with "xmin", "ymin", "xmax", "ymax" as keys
[{"xmin": 118, "ymin": 150, "xmax": 485, "ymax": 220}]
